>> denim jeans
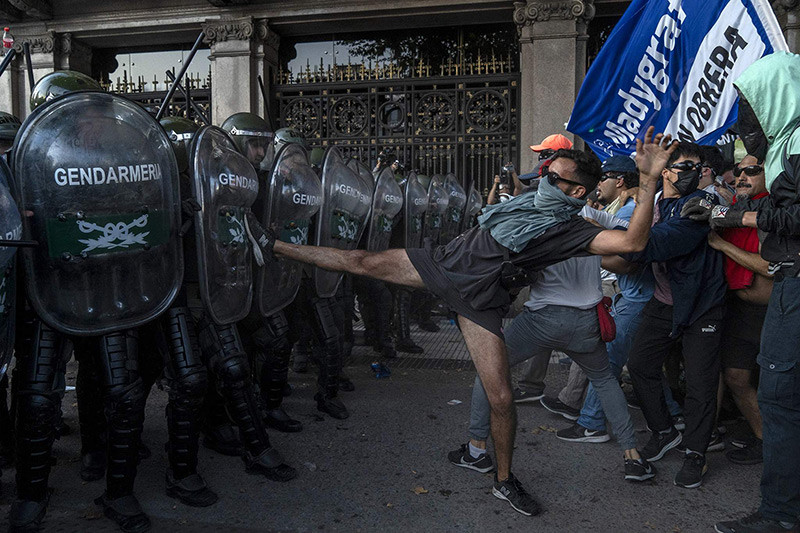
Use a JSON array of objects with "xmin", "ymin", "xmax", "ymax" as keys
[
  {"xmin": 576, "ymin": 295, "xmax": 683, "ymax": 431},
  {"xmin": 469, "ymin": 305, "xmax": 636, "ymax": 450},
  {"xmin": 758, "ymin": 276, "xmax": 800, "ymax": 524}
]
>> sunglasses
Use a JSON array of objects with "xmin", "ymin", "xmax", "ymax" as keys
[
  {"xmin": 538, "ymin": 149, "xmax": 555, "ymax": 161},
  {"xmin": 668, "ymin": 161, "xmax": 703, "ymax": 173},
  {"xmin": 546, "ymin": 170, "xmax": 584, "ymax": 189},
  {"xmin": 600, "ymin": 172, "xmax": 623, "ymax": 182},
  {"xmin": 733, "ymin": 164, "xmax": 764, "ymax": 177}
]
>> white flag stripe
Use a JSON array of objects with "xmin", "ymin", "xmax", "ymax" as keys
[{"xmin": 663, "ymin": 0, "xmax": 765, "ymax": 141}]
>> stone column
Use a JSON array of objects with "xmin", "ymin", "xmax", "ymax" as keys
[
  {"xmin": 514, "ymin": 0, "xmax": 595, "ymax": 171},
  {"xmin": 774, "ymin": 0, "xmax": 800, "ymax": 53},
  {"xmin": 0, "ymin": 30, "xmax": 92, "ymax": 119},
  {"xmin": 203, "ymin": 17, "xmax": 280, "ymax": 125},
  {"xmin": 254, "ymin": 19, "xmax": 280, "ymax": 127}
]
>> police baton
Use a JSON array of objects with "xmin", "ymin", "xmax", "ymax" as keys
[
  {"xmin": 0, "ymin": 239, "xmax": 38, "ymax": 247},
  {"xmin": 0, "ymin": 48, "xmax": 16, "ymax": 80},
  {"xmin": 165, "ymin": 70, "xmax": 210, "ymax": 125},
  {"xmin": 157, "ymin": 31, "xmax": 205, "ymax": 121}
]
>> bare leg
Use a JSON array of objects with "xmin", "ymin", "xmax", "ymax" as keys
[
  {"xmin": 457, "ymin": 315, "xmax": 515, "ymax": 481},
  {"xmin": 725, "ymin": 368, "xmax": 763, "ymax": 439},
  {"xmin": 274, "ymin": 242, "xmax": 425, "ymax": 289}
]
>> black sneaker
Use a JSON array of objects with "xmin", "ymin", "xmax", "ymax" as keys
[
  {"xmin": 625, "ymin": 389, "xmax": 642, "ymax": 410},
  {"xmin": 640, "ymin": 427, "xmax": 682, "ymax": 462},
  {"xmin": 715, "ymin": 512, "xmax": 799, "ymax": 532},
  {"xmin": 539, "ymin": 396, "xmax": 580, "ymax": 421},
  {"xmin": 513, "ymin": 388, "xmax": 545, "ymax": 403},
  {"xmin": 556, "ymin": 423, "xmax": 610, "ymax": 443},
  {"xmin": 726, "ymin": 438, "xmax": 763, "ymax": 465},
  {"xmin": 447, "ymin": 443, "xmax": 494, "ymax": 473},
  {"xmin": 674, "ymin": 451, "xmax": 708, "ymax": 489},
  {"xmin": 707, "ymin": 431, "xmax": 726, "ymax": 452},
  {"xmin": 492, "ymin": 472, "xmax": 542, "ymax": 516},
  {"xmin": 731, "ymin": 434, "xmax": 758, "ymax": 449},
  {"xmin": 624, "ymin": 457, "xmax": 657, "ymax": 482}
]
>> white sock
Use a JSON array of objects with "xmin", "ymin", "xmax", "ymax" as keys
[{"xmin": 468, "ymin": 443, "xmax": 486, "ymax": 459}]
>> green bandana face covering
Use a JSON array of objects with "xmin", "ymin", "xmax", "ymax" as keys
[{"xmin": 478, "ymin": 171, "xmax": 586, "ymax": 252}]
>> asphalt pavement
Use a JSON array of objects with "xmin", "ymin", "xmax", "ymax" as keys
[{"xmin": 0, "ymin": 322, "xmax": 761, "ymax": 532}]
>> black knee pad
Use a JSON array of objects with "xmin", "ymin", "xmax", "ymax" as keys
[
  {"xmin": 216, "ymin": 353, "xmax": 249, "ymax": 388},
  {"xmin": 105, "ymin": 378, "xmax": 146, "ymax": 418},
  {"xmin": 173, "ymin": 368, "xmax": 207, "ymax": 400}
]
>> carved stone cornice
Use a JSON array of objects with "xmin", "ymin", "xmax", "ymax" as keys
[
  {"xmin": 513, "ymin": 0, "xmax": 595, "ymax": 27},
  {"xmin": 12, "ymin": 30, "xmax": 56, "ymax": 54},
  {"xmin": 255, "ymin": 18, "xmax": 280, "ymax": 50},
  {"xmin": 202, "ymin": 17, "xmax": 255, "ymax": 45}
]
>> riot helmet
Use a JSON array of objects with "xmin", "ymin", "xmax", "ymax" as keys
[
  {"xmin": 416, "ymin": 174, "xmax": 431, "ymax": 191},
  {"xmin": 0, "ymin": 111, "xmax": 21, "ymax": 153},
  {"xmin": 160, "ymin": 116, "xmax": 199, "ymax": 174},
  {"xmin": 273, "ymin": 127, "xmax": 307, "ymax": 154},
  {"xmin": 309, "ymin": 147, "xmax": 325, "ymax": 169},
  {"xmin": 220, "ymin": 112, "xmax": 274, "ymax": 168},
  {"xmin": 30, "ymin": 70, "xmax": 101, "ymax": 111}
]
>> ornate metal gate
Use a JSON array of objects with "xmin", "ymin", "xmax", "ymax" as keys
[{"xmin": 274, "ymin": 57, "xmax": 519, "ymax": 195}]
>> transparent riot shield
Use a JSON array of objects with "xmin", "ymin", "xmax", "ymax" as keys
[
  {"xmin": 423, "ymin": 174, "xmax": 449, "ymax": 245},
  {"xmin": 313, "ymin": 147, "xmax": 373, "ymax": 297},
  {"xmin": 347, "ymin": 158, "xmax": 375, "ymax": 184},
  {"xmin": 441, "ymin": 173, "xmax": 467, "ymax": 243},
  {"xmin": 0, "ymin": 159, "xmax": 19, "ymax": 378},
  {"xmin": 190, "ymin": 125, "xmax": 259, "ymax": 325},
  {"xmin": 365, "ymin": 167, "xmax": 403, "ymax": 252},
  {"xmin": 256, "ymin": 143, "xmax": 321, "ymax": 317},
  {"xmin": 403, "ymin": 171, "xmax": 428, "ymax": 249},
  {"xmin": 12, "ymin": 91, "xmax": 182, "ymax": 336},
  {"xmin": 461, "ymin": 179, "xmax": 483, "ymax": 232}
]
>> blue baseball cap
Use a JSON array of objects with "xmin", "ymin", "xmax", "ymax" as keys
[{"xmin": 601, "ymin": 155, "xmax": 637, "ymax": 174}]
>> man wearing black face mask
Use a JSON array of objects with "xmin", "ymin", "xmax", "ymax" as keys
[
  {"xmin": 682, "ymin": 52, "xmax": 800, "ymax": 533},
  {"xmin": 615, "ymin": 142, "xmax": 726, "ymax": 490}
]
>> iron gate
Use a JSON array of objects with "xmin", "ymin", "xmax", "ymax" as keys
[{"xmin": 274, "ymin": 61, "xmax": 519, "ymax": 195}]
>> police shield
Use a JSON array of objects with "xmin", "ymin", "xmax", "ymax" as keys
[
  {"xmin": 347, "ymin": 158, "xmax": 374, "ymax": 184},
  {"xmin": 314, "ymin": 147, "xmax": 372, "ymax": 297},
  {"xmin": 0, "ymin": 159, "xmax": 20, "ymax": 378},
  {"xmin": 441, "ymin": 173, "xmax": 467, "ymax": 243},
  {"xmin": 190, "ymin": 126, "xmax": 259, "ymax": 325},
  {"xmin": 403, "ymin": 171, "xmax": 428, "ymax": 249},
  {"xmin": 423, "ymin": 174, "xmax": 449, "ymax": 244},
  {"xmin": 365, "ymin": 167, "xmax": 403, "ymax": 252},
  {"xmin": 255, "ymin": 143, "xmax": 321, "ymax": 317},
  {"xmin": 12, "ymin": 91, "xmax": 182, "ymax": 336},
  {"xmin": 461, "ymin": 179, "xmax": 483, "ymax": 232}
]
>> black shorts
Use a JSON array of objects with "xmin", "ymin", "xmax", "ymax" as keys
[
  {"xmin": 719, "ymin": 295, "xmax": 767, "ymax": 370},
  {"xmin": 406, "ymin": 242, "xmax": 506, "ymax": 340}
]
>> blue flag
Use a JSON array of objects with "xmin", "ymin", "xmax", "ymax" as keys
[{"xmin": 567, "ymin": 0, "xmax": 787, "ymax": 158}]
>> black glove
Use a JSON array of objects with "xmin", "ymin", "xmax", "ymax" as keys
[
  {"xmin": 179, "ymin": 198, "xmax": 202, "ymax": 237},
  {"xmin": 680, "ymin": 196, "xmax": 714, "ymax": 221},
  {"xmin": 244, "ymin": 211, "xmax": 277, "ymax": 266},
  {"xmin": 708, "ymin": 205, "xmax": 745, "ymax": 229}
]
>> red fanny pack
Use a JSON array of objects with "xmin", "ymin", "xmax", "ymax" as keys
[{"xmin": 596, "ymin": 296, "xmax": 616, "ymax": 342}]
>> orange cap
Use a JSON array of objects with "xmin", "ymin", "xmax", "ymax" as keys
[{"xmin": 530, "ymin": 133, "xmax": 572, "ymax": 152}]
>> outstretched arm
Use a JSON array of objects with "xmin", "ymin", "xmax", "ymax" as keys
[
  {"xmin": 587, "ymin": 127, "xmax": 676, "ymax": 255},
  {"xmin": 245, "ymin": 212, "xmax": 425, "ymax": 289}
]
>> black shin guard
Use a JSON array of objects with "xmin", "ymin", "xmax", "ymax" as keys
[
  {"xmin": 162, "ymin": 307, "xmax": 207, "ymax": 480},
  {"xmin": 95, "ymin": 331, "xmax": 146, "ymax": 500},
  {"xmin": 199, "ymin": 320, "xmax": 270, "ymax": 456},
  {"xmin": 310, "ymin": 296, "xmax": 342, "ymax": 400},
  {"xmin": 12, "ymin": 317, "xmax": 66, "ymax": 503}
]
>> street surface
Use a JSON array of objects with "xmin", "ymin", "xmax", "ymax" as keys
[{"xmin": 0, "ymin": 322, "xmax": 760, "ymax": 532}]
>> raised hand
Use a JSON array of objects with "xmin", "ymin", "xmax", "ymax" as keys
[{"xmin": 635, "ymin": 126, "xmax": 677, "ymax": 184}]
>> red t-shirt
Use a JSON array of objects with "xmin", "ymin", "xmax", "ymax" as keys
[{"xmin": 721, "ymin": 192, "xmax": 769, "ymax": 289}]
